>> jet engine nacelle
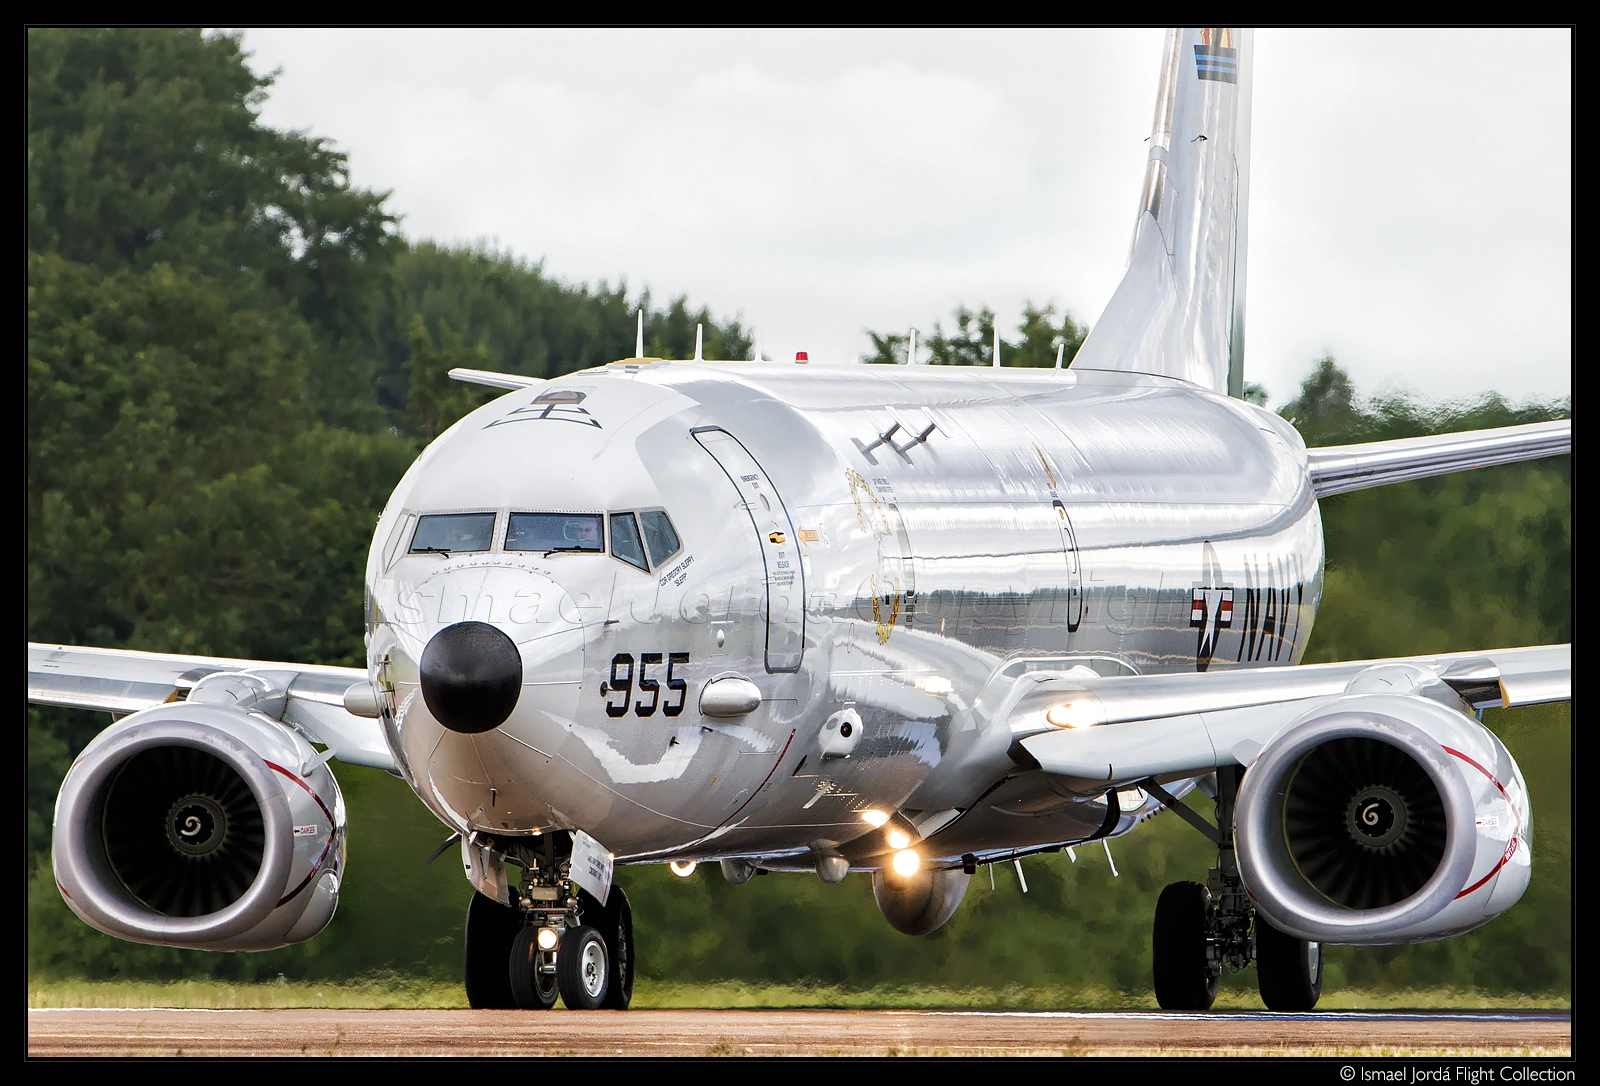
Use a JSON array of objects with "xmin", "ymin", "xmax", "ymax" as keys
[
  {"xmin": 1235, "ymin": 689, "xmax": 1529, "ymax": 946},
  {"xmin": 872, "ymin": 867, "xmax": 971, "ymax": 936},
  {"xmin": 52, "ymin": 702, "xmax": 347, "ymax": 951}
]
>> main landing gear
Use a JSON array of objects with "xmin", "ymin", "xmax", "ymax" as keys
[
  {"xmin": 1149, "ymin": 765, "xmax": 1323, "ymax": 1011},
  {"xmin": 463, "ymin": 845, "xmax": 634, "ymax": 1011}
]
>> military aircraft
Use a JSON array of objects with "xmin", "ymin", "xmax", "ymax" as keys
[{"xmin": 30, "ymin": 27, "xmax": 1570, "ymax": 1013}]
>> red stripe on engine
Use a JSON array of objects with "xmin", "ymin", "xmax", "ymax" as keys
[
  {"xmin": 265, "ymin": 760, "xmax": 337, "ymax": 907},
  {"xmin": 1455, "ymin": 837, "xmax": 1517, "ymax": 900},
  {"xmin": 1443, "ymin": 746, "xmax": 1522, "ymax": 901},
  {"xmin": 1442, "ymin": 746, "xmax": 1511, "ymax": 802},
  {"xmin": 266, "ymin": 759, "xmax": 336, "ymax": 823}
]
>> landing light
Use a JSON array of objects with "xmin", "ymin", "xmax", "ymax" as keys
[
  {"xmin": 1046, "ymin": 700, "xmax": 1100, "ymax": 729},
  {"xmin": 669, "ymin": 860, "xmax": 698, "ymax": 878},
  {"xmin": 887, "ymin": 829, "xmax": 912, "ymax": 850},
  {"xmin": 917, "ymin": 676, "xmax": 954, "ymax": 695},
  {"xmin": 536, "ymin": 927, "xmax": 559, "ymax": 950},
  {"xmin": 860, "ymin": 809, "xmax": 890, "ymax": 828},
  {"xmin": 892, "ymin": 849, "xmax": 921, "ymax": 877}
]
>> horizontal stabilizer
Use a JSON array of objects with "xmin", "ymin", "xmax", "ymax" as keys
[
  {"xmin": 1307, "ymin": 419, "xmax": 1570, "ymax": 497},
  {"xmin": 447, "ymin": 368, "xmax": 544, "ymax": 391}
]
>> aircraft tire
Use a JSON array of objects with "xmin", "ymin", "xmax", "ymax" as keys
[
  {"xmin": 464, "ymin": 891, "xmax": 521, "ymax": 1009},
  {"xmin": 557, "ymin": 925, "xmax": 610, "ymax": 1010},
  {"xmin": 1152, "ymin": 881, "xmax": 1218, "ymax": 1011},
  {"xmin": 1255, "ymin": 917, "xmax": 1323, "ymax": 1011},
  {"xmin": 509, "ymin": 926, "xmax": 559, "ymax": 1009},
  {"xmin": 599, "ymin": 887, "xmax": 634, "ymax": 1010}
]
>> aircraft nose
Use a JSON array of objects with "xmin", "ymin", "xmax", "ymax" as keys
[{"xmin": 419, "ymin": 621, "xmax": 523, "ymax": 734}]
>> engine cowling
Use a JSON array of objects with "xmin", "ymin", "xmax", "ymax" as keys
[
  {"xmin": 1236, "ymin": 687, "xmax": 1529, "ymax": 945},
  {"xmin": 872, "ymin": 867, "xmax": 971, "ymax": 935},
  {"xmin": 52, "ymin": 701, "xmax": 347, "ymax": 951}
]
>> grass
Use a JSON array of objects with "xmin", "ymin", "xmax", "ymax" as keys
[{"xmin": 27, "ymin": 976, "xmax": 1571, "ymax": 1012}]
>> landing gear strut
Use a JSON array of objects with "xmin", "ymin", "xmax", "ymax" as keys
[
  {"xmin": 462, "ymin": 834, "xmax": 634, "ymax": 1011},
  {"xmin": 1149, "ymin": 765, "xmax": 1322, "ymax": 1011}
]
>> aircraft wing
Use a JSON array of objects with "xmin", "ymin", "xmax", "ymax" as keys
[
  {"xmin": 27, "ymin": 642, "xmax": 395, "ymax": 772},
  {"xmin": 1306, "ymin": 419, "xmax": 1569, "ymax": 497},
  {"xmin": 1015, "ymin": 644, "xmax": 1569, "ymax": 786}
]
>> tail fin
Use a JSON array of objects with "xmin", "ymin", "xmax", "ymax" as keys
[{"xmin": 1072, "ymin": 28, "xmax": 1254, "ymax": 396}]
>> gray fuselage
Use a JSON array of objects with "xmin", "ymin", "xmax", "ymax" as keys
[{"xmin": 364, "ymin": 361, "xmax": 1323, "ymax": 868}]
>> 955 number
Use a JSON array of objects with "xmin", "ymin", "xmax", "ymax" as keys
[{"xmin": 602, "ymin": 652, "xmax": 689, "ymax": 718}]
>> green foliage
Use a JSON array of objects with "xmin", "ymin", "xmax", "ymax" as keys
[
  {"xmin": 375, "ymin": 242, "xmax": 752, "ymax": 420},
  {"xmin": 28, "ymin": 28, "xmax": 398, "ymax": 429},
  {"xmin": 865, "ymin": 303, "xmax": 1086, "ymax": 367}
]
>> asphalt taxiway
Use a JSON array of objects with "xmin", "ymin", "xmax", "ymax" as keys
[{"xmin": 26, "ymin": 1007, "xmax": 1571, "ymax": 1057}]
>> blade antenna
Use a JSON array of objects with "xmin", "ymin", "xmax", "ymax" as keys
[
  {"xmin": 992, "ymin": 325, "xmax": 1001, "ymax": 368},
  {"xmin": 636, "ymin": 309, "xmax": 645, "ymax": 359},
  {"xmin": 1055, "ymin": 342, "xmax": 1065, "ymax": 369},
  {"xmin": 694, "ymin": 323, "xmax": 704, "ymax": 361},
  {"xmin": 424, "ymin": 832, "xmax": 462, "ymax": 867},
  {"xmin": 907, "ymin": 327, "xmax": 917, "ymax": 366}
]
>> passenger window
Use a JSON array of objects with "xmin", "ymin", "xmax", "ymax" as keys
[
  {"xmin": 639, "ymin": 511, "xmax": 681, "ymax": 567},
  {"xmin": 610, "ymin": 513, "xmax": 649, "ymax": 571},
  {"xmin": 506, "ymin": 513, "xmax": 604, "ymax": 553},
  {"xmin": 410, "ymin": 513, "xmax": 496, "ymax": 554}
]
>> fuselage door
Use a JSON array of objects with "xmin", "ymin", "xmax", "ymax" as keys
[{"xmin": 692, "ymin": 428, "xmax": 805, "ymax": 672}]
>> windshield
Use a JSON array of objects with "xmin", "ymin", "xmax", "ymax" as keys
[
  {"xmin": 610, "ymin": 513, "xmax": 649, "ymax": 570},
  {"xmin": 639, "ymin": 510, "xmax": 681, "ymax": 567},
  {"xmin": 506, "ymin": 512, "xmax": 604, "ymax": 552},
  {"xmin": 410, "ymin": 513, "xmax": 496, "ymax": 553}
]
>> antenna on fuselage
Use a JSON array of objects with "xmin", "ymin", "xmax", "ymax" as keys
[
  {"xmin": 906, "ymin": 327, "xmax": 917, "ymax": 366},
  {"xmin": 1055, "ymin": 342, "xmax": 1065, "ymax": 369},
  {"xmin": 753, "ymin": 337, "xmax": 765, "ymax": 362},
  {"xmin": 635, "ymin": 309, "xmax": 645, "ymax": 359},
  {"xmin": 992, "ymin": 325, "xmax": 1001, "ymax": 368},
  {"xmin": 694, "ymin": 323, "xmax": 704, "ymax": 361}
]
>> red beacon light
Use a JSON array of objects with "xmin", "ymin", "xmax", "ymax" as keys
[{"xmin": 795, "ymin": 352, "xmax": 808, "ymax": 364}]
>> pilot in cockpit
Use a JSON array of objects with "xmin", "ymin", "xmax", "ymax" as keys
[{"xmin": 565, "ymin": 517, "xmax": 601, "ymax": 549}]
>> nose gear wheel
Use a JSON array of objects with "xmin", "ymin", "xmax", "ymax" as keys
[
  {"xmin": 509, "ymin": 926, "xmax": 559, "ymax": 1009},
  {"xmin": 556, "ymin": 926, "xmax": 609, "ymax": 1010}
]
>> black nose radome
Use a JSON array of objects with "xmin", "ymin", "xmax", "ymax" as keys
[{"xmin": 420, "ymin": 622, "xmax": 523, "ymax": 734}]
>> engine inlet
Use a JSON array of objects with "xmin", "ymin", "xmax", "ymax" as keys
[
  {"xmin": 1282, "ymin": 737, "xmax": 1447, "ymax": 910},
  {"xmin": 102, "ymin": 747, "xmax": 266, "ymax": 917}
]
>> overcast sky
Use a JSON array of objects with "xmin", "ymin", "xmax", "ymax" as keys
[{"xmin": 241, "ymin": 28, "xmax": 1570, "ymax": 407}]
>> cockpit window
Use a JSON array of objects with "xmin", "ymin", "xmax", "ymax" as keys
[
  {"xmin": 639, "ymin": 511, "xmax": 681, "ymax": 567},
  {"xmin": 609, "ymin": 513, "xmax": 649, "ymax": 571},
  {"xmin": 410, "ymin": 513, "xmax": 496, "ymax": 554},
  {"xmin": 506, "ymin": 512, "xmax": 604, "ymax": 553}
]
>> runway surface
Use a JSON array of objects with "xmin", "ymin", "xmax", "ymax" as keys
[{"xmin": 27, "ymin": 1008, "xmax": 1571, "ymax": 1057}]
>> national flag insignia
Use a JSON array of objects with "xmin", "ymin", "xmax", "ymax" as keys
[
  {"xmin": 1195, "ymin": 28, "xmax": 1239, "ymax": 83},
  {"xmin": 1192, "ymin": 586, "xmax": 1235, "ymax": 627}
]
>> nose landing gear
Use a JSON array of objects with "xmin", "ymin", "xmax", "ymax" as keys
[{"xmin": 461, "ymin": 839, "xmax": 634, "ymax": 1011}]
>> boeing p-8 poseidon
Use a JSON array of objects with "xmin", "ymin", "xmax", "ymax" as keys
[{"xmin": 30, "ymin": 28, "xmax": 1570, "ymax": 1012}]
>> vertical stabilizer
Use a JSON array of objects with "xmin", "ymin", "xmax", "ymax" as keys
[{"xmin": 1072, "ymin": 28, "xmax": 1253, "ymax": 396}]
